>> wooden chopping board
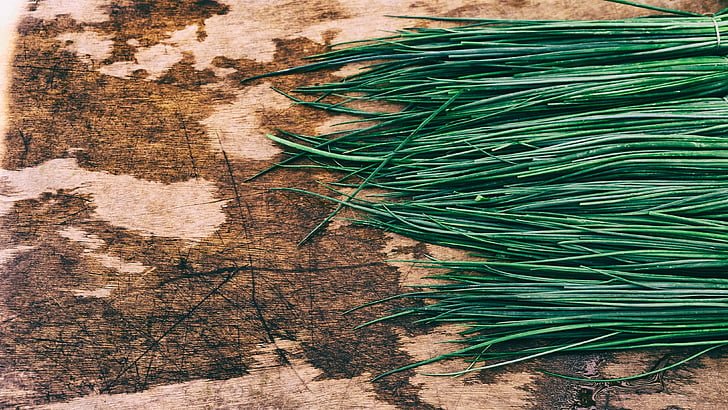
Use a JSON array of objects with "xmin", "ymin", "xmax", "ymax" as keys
[{"xmin": 1, "ymin": 1, "xmax": 727, "ymax": 408}]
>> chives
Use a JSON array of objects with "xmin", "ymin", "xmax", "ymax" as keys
[{"xmin": 253, "ymin": 1, "xmax": 728, "ymax": 380}]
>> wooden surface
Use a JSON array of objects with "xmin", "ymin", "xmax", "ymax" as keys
[{"xmin": 2, "ymin": 1, "xmax": 728, "ymax": 409}]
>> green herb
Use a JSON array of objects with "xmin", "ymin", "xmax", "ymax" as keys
[{"xmin": 252, "ymin": 0, "xmax": 728, "ymax": 380}]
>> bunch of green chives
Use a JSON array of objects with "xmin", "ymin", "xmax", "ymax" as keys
[
  {"xmin": 253, "ymin": 0, "xmax": 728, "ymax": 379},
  {"xmin": 271, "ymin": 98, "xmax": 728, "ymax": 193},
  {"xmin": 249, "ymin": 3, "xmax": 728, "ymax": 81},
  {"xmin": 351, "ymin": 266, "xmax": 728, "ymax": 380}
]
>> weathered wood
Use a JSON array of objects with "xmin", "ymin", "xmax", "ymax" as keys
[{"xmin": 1, "ymin": 1, "xmax": 727, "ymax": 409}]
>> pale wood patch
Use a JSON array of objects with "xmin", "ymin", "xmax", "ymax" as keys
[
  {"xmin": 398, "ymin": 327, "xmax": 536, "ymax": 409},
  {"xmin": 201, "ymin": 82, "xmax": 289, "ymax": 161},
  {"xmin": 30, "ymin": 0, "xmax": 115, "ymax": 24},
  {"xmin": 57, "ymin": 29, "xmax": 114, "ymax": 66},
  {"xmin": 1, "ymin": 158, "xmax": 227, "ymax": 241}
]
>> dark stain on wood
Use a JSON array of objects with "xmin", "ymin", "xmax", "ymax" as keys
[{"xmin": 3, "ymin": 11, "xmax": 431, "ymax": 402}]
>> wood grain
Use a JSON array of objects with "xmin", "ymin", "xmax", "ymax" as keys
[{"xmin": 2, "ymin": 1, "xmax": 728, "ymax": 409}]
